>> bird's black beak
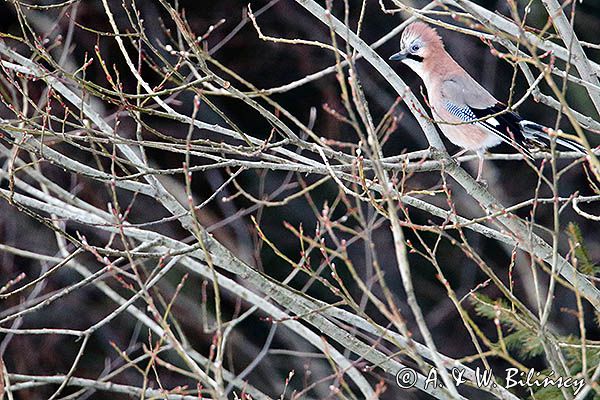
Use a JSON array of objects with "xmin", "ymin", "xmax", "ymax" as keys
[{"xmin": 389, "ymin": 51, "xmax": 407, "ymax": 61}]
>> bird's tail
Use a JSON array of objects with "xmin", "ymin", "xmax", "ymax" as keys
[{"xmin": 519, "ymin": 120, "xmax": 586, "ymax": 153}]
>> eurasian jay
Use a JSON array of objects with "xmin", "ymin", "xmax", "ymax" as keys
[{"xmin": 389, "ymin": 22, "xmax": 585, "ymax": 180}]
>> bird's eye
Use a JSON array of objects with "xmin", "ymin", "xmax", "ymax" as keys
[{"xmin": 410, "ymin": 44, "xmax": 421, "ymax": 52}]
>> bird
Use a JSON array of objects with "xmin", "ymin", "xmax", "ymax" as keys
[{"xmin": 389, "ymin": 21, "xmax": 585, "ymax": 180}]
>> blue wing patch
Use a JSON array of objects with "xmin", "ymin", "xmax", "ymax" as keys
[
  {"xmin": 444, "ymin": 101, "xmax": 476, "ymax": 122},
  {"xmin": 443, "ymin": 101, "xmax": 534, "ymax": 157}
]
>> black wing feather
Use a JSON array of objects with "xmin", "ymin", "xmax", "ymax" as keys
[
  {"xmin": 470, "ymin": 104, "xmax": 527, "ymax": 145},
  {"xmin": 445, "ymin": 101, "xmax": 586, "ymax": 155}
]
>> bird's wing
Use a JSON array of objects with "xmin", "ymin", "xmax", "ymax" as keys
[
  {"xmin": 440, "ymin": 78, "xmax": 532, "ymax": 156},
  {"xmin": 440, "ymin": 76, "xmax": 496, "ymax": 109}
]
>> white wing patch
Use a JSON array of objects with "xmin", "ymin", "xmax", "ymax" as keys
[
  {"xmin": 443, "ymin": 100, "xmax": 533, "ymax": 158},
  {"xmin": 487, "ymin": 117, "xmax": 500, "ymax": 127}
]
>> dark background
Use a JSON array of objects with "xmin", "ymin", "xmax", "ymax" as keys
[{"xmin": 1, "ymin": 0, "xmax": 599, "ymax": 399}]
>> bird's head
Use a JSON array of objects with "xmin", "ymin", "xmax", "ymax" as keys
[{"xmin": 389, "ymin": 22, "xmax": 444, "ymax": 76}]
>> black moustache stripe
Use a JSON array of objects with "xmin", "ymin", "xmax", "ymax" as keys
[{"xmin": 407, "ymin": 54, "xmax": 424, "ymax": 62}]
